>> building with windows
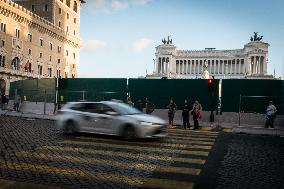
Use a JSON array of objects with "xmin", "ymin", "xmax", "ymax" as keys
[
  {"xmin": 0, "ymin": 0, "xmax": 85, "ymax": 95},
  {"xmin": 149, "ymin": 35, "xmax": 273, "ymax": 79}
]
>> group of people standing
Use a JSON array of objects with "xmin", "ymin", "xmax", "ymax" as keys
[{"xmin": 167, "ymin": 99, "xmax": 202, "ymax": 130}]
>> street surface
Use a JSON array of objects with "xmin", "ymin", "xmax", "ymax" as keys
[{"xmin": 0, "ymin": 116, "xmax": 283, "ymax": 189}]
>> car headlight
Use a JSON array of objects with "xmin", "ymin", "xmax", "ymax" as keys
[{"xmin": 140, "ymin": 121, "xmax": 153, "ymax": 126}]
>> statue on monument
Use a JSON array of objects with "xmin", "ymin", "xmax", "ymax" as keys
[
  {"xmin": 202, "ymin": 60, "xmax": 210, "ymax": 79},
  {"xmin": 250, "ymin": 32, "xmax": 263, "ymax": 41},
  {"xmin": 162, "ymin": 36, "xmax": 173, "ymax": 45}
]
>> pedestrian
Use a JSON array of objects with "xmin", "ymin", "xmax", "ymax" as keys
[
  {"xmin": 192, "ymin": 99, "xmax": 202, "ymax": 130},
  {"xmin": 167, "ymin": 99, "xmax": 177, "ymax": 127},
  {"xmin": 145, "ymin": 98, "xmax": 155, "ymax": 114},
  {"xmin": 265, "ymin": 101, "xmax": 277, "ymax": 129},
  {"xmin": 182, "ymin": 99, "xmax": 190, "ymax": 129},
  {"xmin": 14, "ymin": 95, "xmax": 21, "ymax": 112},
  {"xmin": 126, "ymin": 97, "xmax": 134, "ymax": 107},
  {"xmin": 137, "ymin": 100, "xmax": 143, "ymax": 112}
]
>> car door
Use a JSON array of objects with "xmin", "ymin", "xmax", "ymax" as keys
[
  {"xmin": 97, "ymin": 103, "xmax": 120, "ymax": 135},
  {"xmin": 79, "ymin": 103, "xmax": 106, "ymax": 133}
]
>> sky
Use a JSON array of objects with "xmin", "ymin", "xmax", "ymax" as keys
[{"xmin": 79, "ymin": 0, "xmax": 284, "ymax": 79}]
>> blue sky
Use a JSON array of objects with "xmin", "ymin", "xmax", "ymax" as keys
[{"xmin": 79, "ymin": 0, "xmax": 284, "ymax": 78}]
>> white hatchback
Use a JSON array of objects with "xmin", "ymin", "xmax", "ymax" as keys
[{"xmin": 56, "ymin": 101, "xmax": 167, "ymax": 139}]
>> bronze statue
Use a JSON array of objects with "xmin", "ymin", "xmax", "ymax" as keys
[
  {"xmin": 162, "ymin": 36, "xmax": 173, "ymax": 45},
  {"xmin": 251, "ymin": 32, "xmax": 263, "ymax": 42}
]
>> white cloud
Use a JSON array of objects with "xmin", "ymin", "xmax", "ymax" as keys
[
  {"xmin": 85, "ymin": 0, "xmax": 153, "ymax": 13},
  {"xmin": 82, "ymin": 40, "xmax": 107, "ymax": 53},
  {"xmin": 131, "ymin": 38, "xmax": 153, "ymax": 52},
  {"xmin": 111, "ymin": 1, "xmax": 129, "ymax": 10}
]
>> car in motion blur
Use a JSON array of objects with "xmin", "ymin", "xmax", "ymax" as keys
[{"xmin": 56, "ymin": 101, "xmax": 167, "ymax": 139}]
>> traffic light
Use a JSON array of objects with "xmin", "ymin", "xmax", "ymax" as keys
[{"xmin": 208, "ymin": 79, "xmax": 214, "ymax": 94}]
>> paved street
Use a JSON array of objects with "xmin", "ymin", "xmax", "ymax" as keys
[{"xmin": 0, "ymin": 116, "xmax": 284, "ymax": 189}]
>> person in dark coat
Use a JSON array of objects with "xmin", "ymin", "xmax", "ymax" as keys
[
  {"xmin": 167, "ymin": 99, "xmax": 177, "ymax": 126},
  {"xmin": 182, "ymin": 99, "xmax": 190, "ymax": 129},
  {"xmin": 145, "ymin": 98, "xmax": 155, "ymax": 114}
]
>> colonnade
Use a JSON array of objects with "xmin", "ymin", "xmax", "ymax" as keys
[
  {"xmin": 250, "ymin": 56, "xmax": 265, "ymax": 74},
  {"xmin": 175, "ymin": 59, "xmax": 245, "ymax": 75}
]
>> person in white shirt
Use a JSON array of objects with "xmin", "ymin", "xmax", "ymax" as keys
[{"xmin": 265, "ymin": 101, "xmax": 277, "ymax": 128}]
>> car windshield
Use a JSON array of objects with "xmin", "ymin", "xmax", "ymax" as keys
[{"xmin": 112, "ymin": 103, "xmax": 142, "ymax": 115}]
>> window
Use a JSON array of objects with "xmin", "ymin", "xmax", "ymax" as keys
[
  {"xmin": 49, "ymin": 56, "xmax": 52, "ymax": 61},
  {"xmin": 66, "ymin": 0, "xmax": 70, "ymax": 7},
  {"xmin": 38, "ymin": 65, "xmax": 43, "ymax": 75},
  {"xmin": 16, "ymin": 29, "xmax": 20, "ymax": 38},
  {"xmin": 57, "ymin": 69, "xmax": 61, "ymax": 78},
  {"xmin": 58, "ymin": 21, "xmax": 61, "ymax": 28},
  {"xmin": 66, "ymin": 26, "xmax": 69, "ymax": 32},
  {"xmin": 31, "ymin": 5, "xmax": 35, "ymax": 11},
  {"xmin": 66, "ymin": 50, "xmax": 69, "ymax": 56},
  {"xmin": 58, "ymin": 46, "xmax": 61, "ymax": 53},
  {"xmin": 43, "ymin": 17, "xmax": 49, "ymax": 20},
  {"xmin": 39, "ymin": 53, "xmax": 43, "ymax": 58},
  {"xmin": 59, "ymin": 7, "xmax": 62, "ymax": 14},
  {"xmin": 73, "ymin": 53, "xmax": 76, "ymax": 59},
  {"xmin": 74, "ymin": 18, "xmax": 76, "ymax": 24},
  {"xmin": 49, "ymin": 42, "xmax": 53, "ymax": 51},
  {"xmin": 39, "ymin": 38, "xmax": 44, "ymax": 47},
  {"xmin": 74, "ymin": 1, "xmax": 78, "ymax": 12},
  {"xmin": 44, "ymin": 4, "xmax": 48, "ymax": 12},
  {"xmin": 0, "ymin": 40, "xmax": 5, "ymax": 47},
  {"xmin": 28, "ymin": 49, "xmax": 32, "ymax": 55},
  {"xmin": 12, "ymin": 57, "xmax": 20, "ymax": 70},
  {"xmin": 48, "ymin": 68, "xmax": 52, "ymax": 77},
  {"xmin": 58, "ymin": 59, "xmax": 61, "ymax": 64},
  {"xmin": 72, "ymin": 64, "xmax": 75, "ymax": 69},
  {"xmin": 67, "ymin": 13, "xmax": 69, "ymax": 19},
  {"xmin": 28, "ymin": 33, "xmax": 32, "ymax": 42},
  {"xmin": 0, "ymin": 23, "xmax": 6, "ymax": 32},
  {"xmin": 73, "ymin": 30, "xmax": 76, "ymax": 36},
  {"xmin": 0, "ymin": 55, "xmax": 6, "ymax": 67}
]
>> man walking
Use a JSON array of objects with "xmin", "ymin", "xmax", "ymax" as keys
[
  {"xmin": 182, "ymin": 99, "xmax": 190, "ymax": 129},
  {"xmin": 265, "ymin": 101, "xmax": 277, "ymax": 128}
]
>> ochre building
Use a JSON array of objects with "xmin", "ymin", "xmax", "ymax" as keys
[{"xmin": 0, "ymin": 0, "xmax": 85, "ymax": 95}]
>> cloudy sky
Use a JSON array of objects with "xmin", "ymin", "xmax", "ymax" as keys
[{"xmin": 79, "ymin": 0, "xmax": 284, "ymax": 78}]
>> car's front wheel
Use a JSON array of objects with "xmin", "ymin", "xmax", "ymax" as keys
[
  {"xmin": 123, "ymin": 126, "xmax": 136, "ymax": 140},
  {"xmin": 64, "ymin": 120, "xmax": 77, "ymax": 135}
]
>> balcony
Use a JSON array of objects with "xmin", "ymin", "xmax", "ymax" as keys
[{"xmin": 0, "ymin": 66, "xmax": 39, "ymax": 78}]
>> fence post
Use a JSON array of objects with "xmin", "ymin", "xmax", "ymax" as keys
[
  {"xmin": 238, "ymin": 94, "xmax": 242, "ymax": 126},
  {"xmin": 44, "ymin": 90, "xmax": 47, "ymax": 115}
]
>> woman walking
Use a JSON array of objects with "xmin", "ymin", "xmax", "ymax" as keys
[{"xmin": 192, "ymin": 100, "xmax": 202, "ymax": 130}]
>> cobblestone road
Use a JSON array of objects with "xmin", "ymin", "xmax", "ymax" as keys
[
  {"xmin": 1, "ymin": 117, "xmax": 283, "ymax": 189},
  {"xmin": 0, "ymin": 116, "xmax": 218, "ymax": 189}
]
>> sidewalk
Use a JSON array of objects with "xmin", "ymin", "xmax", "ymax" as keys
[
  {"xmin": 1, "ymin": 109, "xmax": 283, "ymax": 136},
  {"xmin": 0, "ymin": 110, "xmax": 56, "ymax": 121}
]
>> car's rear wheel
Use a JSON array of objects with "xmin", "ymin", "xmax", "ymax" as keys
[
  {"xmin": 64, "ymin": 120, "xmax": 77, "ymax": 135},
  {"xmin": 123, "ymin": 126, "xmax": 136, "ymax": 141}
]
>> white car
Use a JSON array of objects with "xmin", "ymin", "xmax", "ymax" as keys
[{"xmin": 56, "ymin": 101, "xmax": 168, "ymax": 139}]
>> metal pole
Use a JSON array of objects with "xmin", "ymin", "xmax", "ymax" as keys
[
  {"xmin": 82, "ymin": 90, "xmax": 85, "ymax": 101},
  {"xmin": 44, "ymin": 90, "xmax": 46, "ymax": 115},
  {"xmin": 238, "ymin": 94, "xmax": 242, "ymax": 126},
  {"xmin": 54, "ymin": 78, "xmax": 58, "ymax": 114}
]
